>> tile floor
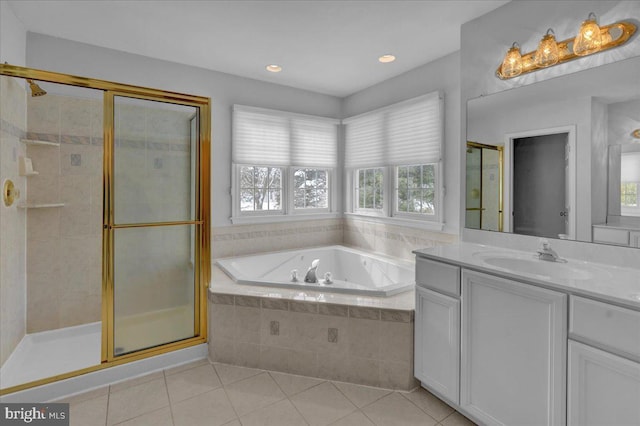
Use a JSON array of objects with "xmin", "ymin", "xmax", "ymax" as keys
[{"xmin": 59, "ymin": 359, "xmax": 477, "ymax": 426}]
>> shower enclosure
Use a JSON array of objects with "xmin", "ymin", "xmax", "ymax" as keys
[
  {"xmin": 465, "ymin": 142, "xmax": 503, "ymax": 232},
  {"xmin": 0, "ymin": 64, "xmax": 210, "ymax": 395}
]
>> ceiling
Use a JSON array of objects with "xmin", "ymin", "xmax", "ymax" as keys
[{"xmin": 9, "ymin": 0, "xmax": 510, "ymax": 97}]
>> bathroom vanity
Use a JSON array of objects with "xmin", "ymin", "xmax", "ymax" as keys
[{"xmin": 414, "ymin": 243, "xmax": 640, "ymax": 426}]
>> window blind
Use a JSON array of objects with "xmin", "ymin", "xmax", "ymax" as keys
[
  {"xmin": 344, "ymin": 92, "xmax": 442, "ymax": 168},
  {"xmin": 621, "ymin": 152, "xmax": 640, "ymax": 182},
  {"xmin": 233, "ymin": 105, "xmax": 338, "ymax": 168}
]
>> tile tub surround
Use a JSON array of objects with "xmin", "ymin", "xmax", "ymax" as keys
[
  {"xmin": 344, "ymin": 216, "xmax": 459, "ymax": 261},
  {"xmin": 212, "ymin": 218, "xmax": 344, "ymax": 259},
  {"xmin": 0, "ymin": 75, "xmax": 27, "ymax": 366},
  {"xmin": 208, "ymin": 285, "xmax": 416, "ymax": 390},
  {"xmin": 54, "ymin": 360, "xmax": 474, "ymax": 426}
]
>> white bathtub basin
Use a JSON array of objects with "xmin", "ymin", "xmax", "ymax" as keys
[{"xmin": 216, "ymin": 245, "xmax": 415, "ymax": 296}]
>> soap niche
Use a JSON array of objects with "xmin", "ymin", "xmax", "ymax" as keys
[{"xmin": 17, "ymin": 138, "xmax": 64, "ymax": 209}]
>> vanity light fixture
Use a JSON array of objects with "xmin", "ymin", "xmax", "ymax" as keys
[
  {"xmin": 378, "ymin": 54, "xmax": 396, "ymax": 63},
  {"xmin": 632, "ymin": 129, "xmax": 640, "ymax": 139},
  {"xmin": 574, "ymin": 12, "xmax": 602, "ymax": 56},
  {"xmin": 496, "ymin": 13, "xmax": 636, "ymax": 80},
  {"xmin": 535, "ymin": 29, "xmax": 560, "ymax": 67},
  {"xmin": 266, "ymin": 64, "xmax": 282, "ymax": 73}
]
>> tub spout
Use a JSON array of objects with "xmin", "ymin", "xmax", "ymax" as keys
[{"xmin": 304, "ymin": 259, "xmax": 320, "ymax": 283}]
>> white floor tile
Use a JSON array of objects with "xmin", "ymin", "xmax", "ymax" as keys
[
  {"xmin": 239, "ymin": 398, "xmax": 308, "ymax": 426},
  {"xmin": 332, "ymin": 381, "xmax": 391, "ymax": 408},
  {"xmin": 107, "ymin": 378, "xmax": 169, "ymax": 426},
  {"xmin": 165, "ymin": 364, "xmax": 221, "ymax": 403},
  {"xmin": 224, "ymin": 372, "xmax": 286, "ymax": 417},
  {"xmin": 213, "ymin": 362, "xmax": 262, "ymax": 385},
  {"xmin": 270, "ymin": 371, "xmax": 325, "ymax": 396},
  {"xmin": 290, "ymin": 382, "xmax": 356, "ymax": 426},
  {"xmin": 172, "ymin": 388, "xmax": 237, "ymax": 426},
  {"xmin": 362, "ymin": 392, "xmax": 438, "ymax": 426},
  {"xmin": 401, "ymin": 387, "xmax": 455, "ymax": 421}
]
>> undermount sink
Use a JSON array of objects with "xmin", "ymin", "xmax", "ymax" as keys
[{"xmin": 472, "ymin": 251, "xmax": 600, "ymax": 281}]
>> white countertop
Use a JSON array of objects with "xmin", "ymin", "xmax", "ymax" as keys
[
  {"xmin": 209, "ymin": 264, "xmax": 415, "ymax": 311},
  {"xmin": 414, "ymin": 242, "xmax": 640, "ymax": 310},
  {"xmin": 592, "ymin": 223, "xmax": 640, "ymax": 231}
]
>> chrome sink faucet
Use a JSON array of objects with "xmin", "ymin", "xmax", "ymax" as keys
[{"xmin": 537, "ymin": 239, "xmax": 564, "ymax": 262}]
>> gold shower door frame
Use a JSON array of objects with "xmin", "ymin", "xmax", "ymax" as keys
[
  {"xmin": 0, "ymin": 64, "xmax": 211, "ymax": 394},
  {"xmin": 466, "ymin": 141, "xmax": 504, "ymax": 232}
]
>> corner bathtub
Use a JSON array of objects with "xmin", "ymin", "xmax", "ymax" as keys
[{"xmin": 216, "ymin": 245, "xmax": 415, "ymax": 297}]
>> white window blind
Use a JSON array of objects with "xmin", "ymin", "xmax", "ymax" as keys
[
  {"xmin": 344, "ymin": 92, "xmax": 442, "ymax": 168},
  {"xmin": 622, "ymin": 152, "xmax": 640, "ymax": 182},
  {"xmin": 233, "ymin": 105, "xmax": 338, "ymax": 167}
]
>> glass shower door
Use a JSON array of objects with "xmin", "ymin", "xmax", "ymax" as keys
[{"xmin": 108, "ymin": 95, "xmax": 201, "ymax": 357}]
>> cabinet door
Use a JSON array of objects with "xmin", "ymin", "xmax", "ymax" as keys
[
  {"xmin": 460, "ymin": 270, "xmax": 566, "ymax": 426},
  {"xmin": 568, "ymin": 340, "xmax": 640, "ymax": 426},
  {"xmin": 415, "ymin": 286, "xmax": 460, "ymax": 404},
  {"xmin": 630, "ymin": 231, "xmax": 640, "ymax": 248}
]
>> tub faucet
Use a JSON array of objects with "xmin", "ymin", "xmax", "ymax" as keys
[
  {"xmin": 537, "ymin": 239, "xmax": 562, "ymax": 262},
  {"xmin": 304, "ymin": 259, "xmax": 320, "ymax": 283}
]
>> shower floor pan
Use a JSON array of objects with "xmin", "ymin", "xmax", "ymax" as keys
[{"xmin": 0, "ymin": 322, "xmax": 101, "ymax": 390}]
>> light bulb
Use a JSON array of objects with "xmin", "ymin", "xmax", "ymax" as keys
[
  {"xmin": 535, "ymin": 29, "xmax": 560, "ymax": 67},
  {"xmin": 501, "ymin": 42, "xmax": 523, "ymax": 78},
  {"xmin": 574, "ymin": 12, "xmax": 602, "ymax": 56}
]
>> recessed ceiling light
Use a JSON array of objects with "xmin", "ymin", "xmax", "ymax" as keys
[
  {"xmin": 266, "ymin": 64, "xmax": 282, "ymax": 73},
  {"xmin": 378, "ymin": 54, "xmax": 396, "ymax": 63}
]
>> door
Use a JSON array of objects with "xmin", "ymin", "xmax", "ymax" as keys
[
  {"xmin": 460, "ymin": 270, "xmax": 566, "ymax": 426},
  {"xmin": 513, "ymin": 133, "xmax": 568, "ymax": 239},
  {"xmin": 104, "ymin": 93, "xmax": 208, "ymax": 359},
  {"xmin": 568, "ymin": 340, "xmax": 640, "ymax": 426},
  {"xmin": 415, "ymin": 286, "xmax": 460, "ymax": 404}
]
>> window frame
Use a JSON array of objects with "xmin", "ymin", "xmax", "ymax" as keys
[
  {"xmin": 290, "ymin": 167, "xmax": 332, "ymax": 214},
  {"xmin": 392, "ymin": 163, "xmax": 441, "ymax": 223},
  {"xmin": 621, "ymin": 181, "xmax": 640, "ymax": 216},
  {"xmin": 354, "ymin": 167, "xmax": 388, "ymax": 216},
  {"xmin": 232, "ymin": 164, "xmax": 337, "ymax": 223}
]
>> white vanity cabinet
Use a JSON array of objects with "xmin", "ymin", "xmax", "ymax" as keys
[
  {"xmin": 567, "ymin": 296, "xmax": 640, "ymax": 426},
  {"xmin": 460, "ymin": 270, "xmax": 567, "ymax": 426},
  {"xmin": 414, "ymin": 258, "xmax": 460, "ymax": 404}
]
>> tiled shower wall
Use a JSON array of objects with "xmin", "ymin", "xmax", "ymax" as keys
[
  {"xmin": 0, "ymin": 76, "xmax": 27, "ymax": 365},
  {"xmin": 25, "ymin": 93, "xmax": 194, "ymax": 332},
  {"xmin": 25, "ymin": 93, "xmax": 103, "ymax": 332}
]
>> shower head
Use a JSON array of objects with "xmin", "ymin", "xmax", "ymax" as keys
[{"xmin": 26, "ymin": 79, "xmax": 46, "ymax": 97}]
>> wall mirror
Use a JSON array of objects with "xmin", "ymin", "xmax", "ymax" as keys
[{"xmin": 466, "ymin": 55, "xmax": 640, "ymax": 248}]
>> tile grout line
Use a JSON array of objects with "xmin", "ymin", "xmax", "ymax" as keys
[
  {"xmin": 162, "ymin": 369, "xmax": 177, "ymax": 426},
  {"xmin": 398, "ymin": 389, "xmax": 444, "ymax": 422},
  {"xmin": 266, "ymin": 370, "xmax": 312, "ymax": 425},
  {"xmin": 104, "ymin": 384, "xmax": 110, "ymax": 426},
  {"xmin": 212, "ymin": 362, "xmax": 242, "ymax": 423}
]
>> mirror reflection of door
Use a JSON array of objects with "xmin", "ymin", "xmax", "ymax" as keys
[
  {"xmin": 466, "ymin": 142, "xmax": 503, "ymax": 232},
  {"xmin": 512, "ymin": 133, "xmax": 568, "ymax": 238}
]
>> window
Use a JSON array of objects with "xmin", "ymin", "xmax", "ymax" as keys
[
  {"xmin": 621, "ymin": 182, "xmax": 637, "ymax": 207},
  {"xmin": 621, "ymin": 152, "xmax": 640, "ymax": 216},
  {"xmin": 294, "ymin": 168, "xmax": 329, "ymax": 210},
  {"xmin": 240, "ymin": 166, "xmax": 282, "ymax": 212},
  {"xmin": 232, "ymin": 105, "xmax": 338, "ymax": 222},
  {"xmin": 396, "ymin": 164, "xmax": 436, "ymax": 215},
  {"xmin": 356, "ymin": 168, "xmax": 384, "ymax": 211},
  {"xmin": 344, "ymin": 92, "xmax": 443, "ymax": 225}
]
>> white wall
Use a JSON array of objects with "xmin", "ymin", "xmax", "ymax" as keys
[
  {"xmin": 342, "ymin": 52, "xmax": 461, "ymax": 236},
  {"xmin": 0, "ymin": 1, "xmax": 26, "ymax": 66},
  {"xmin": 25, "ymin": 33, "xmax": 342, "ymax": 228}
]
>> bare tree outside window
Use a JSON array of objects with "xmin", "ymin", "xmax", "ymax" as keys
[{"xmin": 240, "ymin": 166, "xmax": 282, "ymax": 211}]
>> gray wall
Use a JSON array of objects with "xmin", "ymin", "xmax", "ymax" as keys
[
  {"xmin": 25, "ymin": 33, "xmax": 342, "ymax": 228},
  {"xmin": 342, "ymin": 52, "xmax": 461, "ymax": 235}
]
